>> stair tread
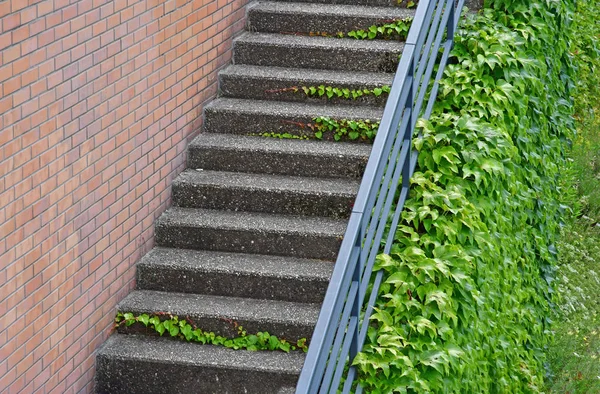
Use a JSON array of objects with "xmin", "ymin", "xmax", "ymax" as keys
[
  {"xmin": 250, "ymin": 1, "xmax": 414, "ymax": 20},
  {"xmin": 221, "ymin": 64, "xmax": 394, "ymax": 86},
  {"xmin": 159, "ymin": 207, "xmax": 347, "ymax": 236},
  {"xmin": 158, "ymin": 207, "xmax": 348, "ymax": 236},
  {"xmin": 99, "ymin": 334, "xmax": 305, "ymax": 374},
  {"xmin": 235, "ymin": 31, "xmax": 404, "ymax": 52},
  {"xmin": 205, "ymin": 97, "xmax": 383, "ymax": 121},
  {"xmin": 140, "ymin": 247, "xmax": 334, "ymax": 281},
  {"xmin": 190, "ymin": 133, "xmax": 371, "ymax": 158},
  {"xmin": 118, "ymin": 289, "xmax": 320, "ymax": 326},
  {"xmin": 175, "ymin": 169, "xmax": 360, "ymax": 196}
]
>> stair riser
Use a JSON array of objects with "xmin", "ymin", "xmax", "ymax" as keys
[
  {"xmin": 96, "ymin": 356, "xmax": 299, "ymax": 394},
  {"xmin": 233, "ymin": 39, "xmax": 402, "ymax": 72},
  {"xmin": 155, "ymin": 224, "xmax": 342, "ymax": 260},
  {"xmin": 188, "ymin": 143, "xmax": 368, "ymax": 179},
  {"xmin": 116, "ymin": 315, "xmax": 312, "ymax": 343},
  {"xmin": 219, "ymin": 72, "xmax": 389, "ymax": 107},
  {"xmin": 172, "ymin": 181, "xmax": 354, "ymax": 218},
  {"xmin": 248, "ymin": 7, "xmax": 412, "ymax": 35},
  {"xmin": 136, "ymin": 265, "xmax": 329, "ymax": 303}
]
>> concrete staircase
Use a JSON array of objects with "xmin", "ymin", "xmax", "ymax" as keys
[{"xmin": 95, "ymin": 1, "xmax": 413, "ymax": 393}]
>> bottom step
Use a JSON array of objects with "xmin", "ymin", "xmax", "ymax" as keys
[{"xmin": 96, "ymin": 335, "xmax": 304, "ymax": 394}]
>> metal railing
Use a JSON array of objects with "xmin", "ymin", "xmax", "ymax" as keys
[{"xmin": 295, "ymin": 0, "xmax": 465, "ymax": 392}]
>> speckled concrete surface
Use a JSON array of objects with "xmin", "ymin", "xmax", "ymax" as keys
[
  {"xmin": 155, "ymin": 207, "xmax": 347, "ymax": 260},
  {"xmin": 136, "ymin": 247, "xmax": 333, "ymax": 303},
  {"xmin": 117, "ymin": 289, "xmax": 319, "ymax": 340},
  {"xmin": 234, "ymin": 32, "xmax": 404, "ymax": 72},
  {"xmin": 96, "ymin": 335, "xmax": 305, "ymax": 394},
  {"xmin": 248, "ymin": 2, "xmax": 415, "ymax": 34},
  {"xmin": 172, "ymin": 169, "xmax": 359, "ymax": 218},
  {"xmin": 188, "ymin": 133, "xmax": 371, "ymax": 178}
]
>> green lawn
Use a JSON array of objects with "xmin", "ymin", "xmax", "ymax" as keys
[{"xmin": 545, "ymin": 1, "xmax": 600, "ymax": 391}]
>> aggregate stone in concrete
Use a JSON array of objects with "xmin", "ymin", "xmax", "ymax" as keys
[
  {"xmin": 117, "ymin": 289, "xmax": 320, "ymax": 340},
  {"xmin": 171, "ymin": 169, "xmax": 359, "ymax": 218},
  {"xmin": 188, "ymin": 133, "xmax": 371, "ymax": 179},
  {"xmin": 248, "ymin": 2, "xmax": 415, "ymax": 35},
  {"xmin": 136, "ymin": 247, "xmax": 333, "ymax": 303},
  {"xmin": 155, "ymin": 207, "xmax": 347, "ymax": 260},
  {"xmin": 219, "ymin": 64, "xmax": 393, "ymax": 107},
  {"xmin": 96, "ymin": 335, "xmax": 305, "ymax": 394},
  {"xmin": 203, "ymin": 97, "xmax": 384, "ymax": 136},
  {"xmin": 233, "ymin": 32, "xmax": 404, "ymax": 72}
]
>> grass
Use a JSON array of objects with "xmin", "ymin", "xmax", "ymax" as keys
[{"xmin": 545, "ymin": 0, "xmax": 600, "ymax": 392}]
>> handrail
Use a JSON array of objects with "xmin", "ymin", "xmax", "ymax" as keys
[{"xmin": 295, "ymin": 0, "xmax": 465, "ymax": 392}]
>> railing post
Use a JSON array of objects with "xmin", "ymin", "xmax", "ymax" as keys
[
  {"xmin": 349, "ymin": 227, "xmax": 363, "ymax": 361},
  {"xmin": 447, "ymin": 0, "xmax": 456, "ymax": 40},
  {"xmin": 403, "ymin": 47, "xmax": 416, "ymax": 189}
]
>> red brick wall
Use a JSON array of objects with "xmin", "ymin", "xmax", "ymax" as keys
[{"xmin": 0, "ymin": 0, "xmax": 247, "ymax": 392}]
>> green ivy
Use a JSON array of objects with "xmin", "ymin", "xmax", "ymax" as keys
[
  {"xmin": 302, "ymin": 85, "xmax": 390, "ymax": 100},
  {"xmin": 114, "ymin": 312, "xmax": 308, "ymax": 353},
  {"xmin": 313, "ymin": 116, "xmax": 379, "ymax": 141},
  {"xmin": 345, "ymin": 19, "xmax": 413, "ymax": 41},
  {"xmin": 305, "ymin": 18, "xmax": 413, "ymax": 41},
  {"xmin": 354, "ymin": 0, "xmax": 575, "ymax": 392}
]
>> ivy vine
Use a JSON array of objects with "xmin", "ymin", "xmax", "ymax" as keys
[
  {"xmin": 353, "ymin": 0, "xmax": 576, "ymax": 392},
  {"xmin": 115, "ymin": 312, "xmax": 308, "ymax": 353},
  {"xmin": 302, "ymin": 18, "xmax": 413, "ymax": 41}
]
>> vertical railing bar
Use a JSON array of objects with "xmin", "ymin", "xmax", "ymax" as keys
[
  {"xmin": 424, "ymin": 41, "xmax": 453, "ymax": 118},
  {"xmin": 356, "ymin": 71, "xmax": 414, "ymax": 272},
  {"xmin": 351, "ymin": 48, "xmax": 415, "ymax": 213},
  {"xmin": 359, "ymin": 136, "xmax": 411, "ymax": 299},
  {"xmin": 359, "ymin": 109, "xmax": 412, "ymax": 280},
  {"xmin": 357, "ymin": 270, "xmax": 385, "ymax": 345},
  {"xmin": 413, "ymin": 0, "xmax": 446, "ymax": 88},
  {"xmin": 341, "ymin": 368, "xmax": 356, "ymax": 394},
  {"xmin": 328, "ymin": 317, "xmax": 358, "ymax": 392},
  {"xmin": 297, "ymin": 217, "xmax": 361, "ymax": 393},
  {"xmin": 318, "ymin": 283, "xmax": 359, "ymax": 394},
  {"xmin": 414, "ymin": 0, "xmax": 455, "ymax": 119}
]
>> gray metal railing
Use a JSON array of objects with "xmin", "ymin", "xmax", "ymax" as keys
[{"xmin": 295, "ymin": 0, "xmax": 465, "ymax": 392}]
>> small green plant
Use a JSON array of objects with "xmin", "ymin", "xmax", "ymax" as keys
[
  {"xmin": 302, "ymin": 18, "xmax": 412, "ymax": 41},
  {"xmin": 302, "ymin": 85, "xmax": 390, "ymax": 100},
  {"xmin": 257, "ymin": 132, "xmax": 308, "ymax": 140},
  {"xmin": 346, "ymin": 19, "xmax": 413, "ymax": 41},
  {"xmin": 114, "ymin": 312, "xmax": 309, "ymax": 353},
  {"xmin": 313, "ymin": 116, "xmax": 379, "ymax": 141},
  {"xmin": 265, "ymin": 84, "xmax": 391, "ymax": 101}
]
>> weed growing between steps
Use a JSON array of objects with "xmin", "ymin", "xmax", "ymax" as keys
[
  {"xmin": 114, "ymin": 312, "xmax": 308, "ymax": 353},
  {"xmin": 288, "ymin": 18, "xmax": 413, "ymax": 41},
  {"xmin": 351, "ymin": 0, "xmax": 576, "ymax": 392},
  {"xmin": 265, "ymin": 85, "xmax": 391, "ymax": 101},
  {"xmin": 255, "ymin": 117, "xmax": 380, "ymax": 142}
]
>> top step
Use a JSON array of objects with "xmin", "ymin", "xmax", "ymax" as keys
[
  {"xmin": 248, "ymin": 2, "xmax": 415, "ymax": 35},
  {"xmin": 264, "ymin": 0, "xmax": 411, "ymax": 6}
]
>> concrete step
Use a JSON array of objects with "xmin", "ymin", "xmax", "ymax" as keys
[
  {"xmin": 248, "ymin": 1, "xmax": 414, "ymax": 35},
  {"xmin": 172, "ymin": 169, "xmax": 359, "ymax": 218},
  {"xmin": 155, "ymin": 207, "xmax": 346, "ymax": 260},
  {"xmin": 136, "ymin": 247, "xmax": 333, "ymax": 303},
  {"xmin": 96, "ymin": 335, "xmax": 305, "ymax": 394},
  {"xmin": 264, "ymin": 0, "xmax": 405, "ymax": 7},
  {"xmin": 188, "ymin": 133, "xmax": 371, "ymax": 179},
  {"xmin": 219, "ymin": 65, "xmax": 393, "ymax": 107},
  {"xmin": 203, "ymin": 97, "xmax": 383, "ymax": 138},
  {"xmin": 117, "ymin": 290, "xmax": 320, "ymax": 341},
  {"xmin": 233, "ymin": 32, "xmax": 404, "ymax": 72}
]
